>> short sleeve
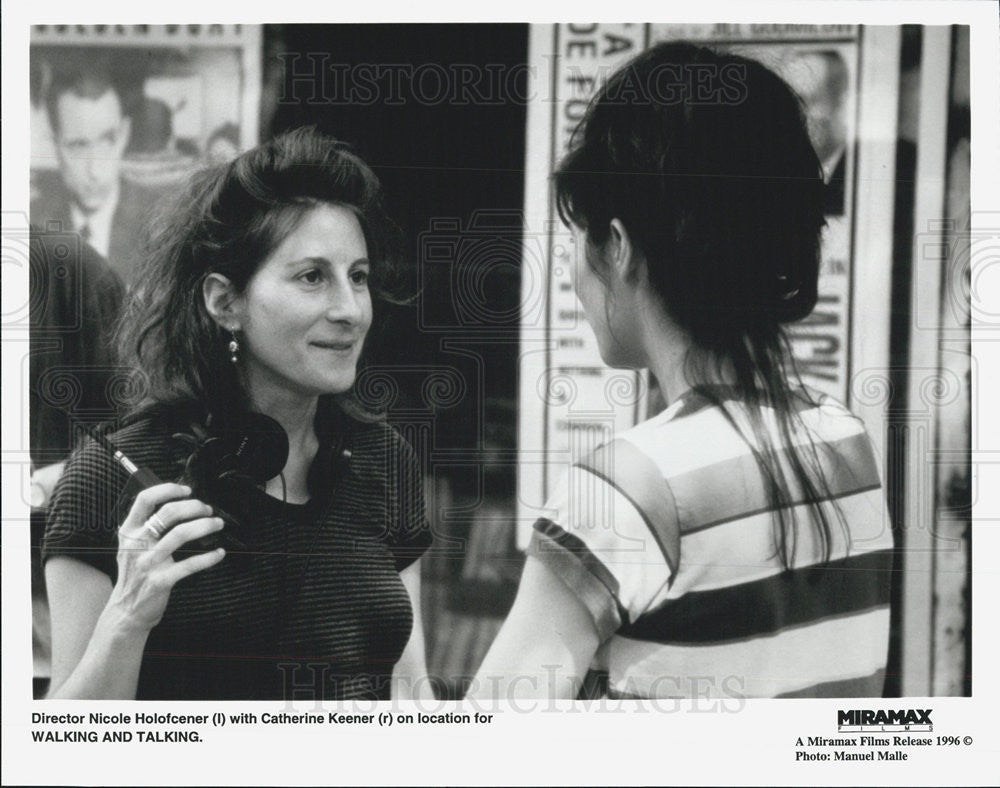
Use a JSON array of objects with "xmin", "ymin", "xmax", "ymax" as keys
[
  {"xmin": 528, "ymin": 438, "xmax": 681, "ymax": 642},
  {"xmin": 42, "ymin": 438, "xmax": 128, "ymax": 583},
  {"xmin": 387, "ymin": 433, "xmax": 432, "ymax": 572}
]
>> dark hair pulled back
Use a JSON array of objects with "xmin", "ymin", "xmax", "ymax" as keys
[{"xmin": 555, "ymin": 42, "xmax": 844, "ymax": 568}]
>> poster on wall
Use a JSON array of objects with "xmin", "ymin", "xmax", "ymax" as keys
[
  {"xmin": 517, "ymin": 25, "xmax": 650, "ymax": 546},
  {"xmin": 651, "ymin": 24, "xmax": 861, "ymax": 401},
  {"xmin": 29, "ymin": 24, "xmax": 262, "ymax": 282},
  {"xmin": 516, "ymin": 23, "xmax": 896, "ymax": 541}
]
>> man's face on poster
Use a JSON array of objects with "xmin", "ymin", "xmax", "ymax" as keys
[{"xmin": 53, "ymin": 89, "xmax": 131, "ymax": 213}]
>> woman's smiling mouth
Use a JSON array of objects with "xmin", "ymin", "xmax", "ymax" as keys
[{"xmin": 310, "ymin": 339, "xmax": 355, "ymax": 352}]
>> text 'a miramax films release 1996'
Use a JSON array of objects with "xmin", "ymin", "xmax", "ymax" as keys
[{"xmin": 792, "ymin": 709, "xmax": 974, "ymax": 764}]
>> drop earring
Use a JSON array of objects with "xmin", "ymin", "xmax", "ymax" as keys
[{"xmin": 228, "ymin": 330, "xmax": 240, "ymax": 364}]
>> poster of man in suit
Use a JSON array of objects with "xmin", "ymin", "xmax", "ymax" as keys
[
  {"xmin": 30, "ymin": 26, "xmax": 260, "ymax": 285},
  {"xmin": 31, "ymin": 66, "xmax": 156, "ymax": 285}
]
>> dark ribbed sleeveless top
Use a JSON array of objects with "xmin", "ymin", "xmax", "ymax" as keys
[{"xmin": 42, "ymin": 407, "xmax": 431, "ymax": 700}]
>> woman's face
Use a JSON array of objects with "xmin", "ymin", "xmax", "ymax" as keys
[
  {"xmin": 569, "ymin": 223, "xmax": 644, "ymax": 369},
  {"xmin": 569, "ymin": 223, "xmax": 611, "ymax": 353},
  {"xmin": 235, "ymin": 203, "xmax": 372, "ymax": 402}
]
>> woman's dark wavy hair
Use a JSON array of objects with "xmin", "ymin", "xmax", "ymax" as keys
[
  {"xmin": 554, "ymin": 42, "xmax": 845, "ymax": 569},
  {"xmin": 116, "ymin": 126, "xmax": 402, "ymax": 429}
]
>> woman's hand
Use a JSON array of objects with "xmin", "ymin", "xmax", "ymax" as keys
[
  {"xmin": 46, "ymin": 482, "xmax": 226, "ymax": 699},
  {"xmin": 106, "ymin": 483, "xmax": 226, "ymax": 634}
]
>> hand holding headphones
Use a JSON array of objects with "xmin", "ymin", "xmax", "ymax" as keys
[{"xmin": 110, "ymin": 482, "xmax": 226, "ymax": 632}]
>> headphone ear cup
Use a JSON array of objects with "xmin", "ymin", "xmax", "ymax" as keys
[
  {"xmin": 178, "ymin": 435, "xmax": 229, "ymax": 488},
  {"xmin": 182, "ymin": 413, "xmax": 289, "ymax": 486},
  {"xmin": 230, "ymin": 412, "xmax": 289, "ymax": 483}
]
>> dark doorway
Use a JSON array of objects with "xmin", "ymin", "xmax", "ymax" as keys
[
  {"xmin": 263, "ymin": 24, "xmax": 531, "ymax": 692},
  {"xmin": 265, "ymin": 23, "xmax": 527, "ymax": 453}
]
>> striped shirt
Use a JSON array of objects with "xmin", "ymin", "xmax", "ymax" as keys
[
  {"xmin": 43, "ymin": 405, "xmax": 431, "ymax": 700},
  {"xmin": 530, "ymin": 385, "xmax": 893, "ymax": 699}
]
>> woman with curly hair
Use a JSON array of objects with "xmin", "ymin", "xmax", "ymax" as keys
[{"xmin": 43, "ymin": 127, "xmax": 432, "ymax": 700}]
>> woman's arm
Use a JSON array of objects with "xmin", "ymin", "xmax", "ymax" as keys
[
  {"xmin": 45, "ymin": 483, "xmax": 226, "ymax": 699},
  {"xmin": 45, "ymin": 558, "xmax": 148, "ymax": 699},
  {"xmin": 392, "ymin": 559, "xmax": 434, "ymax": 700},
  {"xmin": 30, "ymin": 461, "xmax": 66, "ymax": 509},
  {"xmin": 468, "ymin": 556, "xmax": 600, "ymax": 701}
]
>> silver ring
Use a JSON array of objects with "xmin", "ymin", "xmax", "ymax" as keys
[{"xmin": 143, "ymin": 512, "xmax": 170, "ymax": 541}]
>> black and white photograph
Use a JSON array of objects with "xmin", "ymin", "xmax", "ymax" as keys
[{"xmin": 2, "ymin": 4, "xmax": 998, "ymax": 786}]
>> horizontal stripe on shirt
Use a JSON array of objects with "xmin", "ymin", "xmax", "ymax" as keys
[
  {"xmin": 777, "ymin": 668, "xmax": 887, "ymax": 698},
  {"xmin": 621, "ymin": 548, "xmax": 894, "ymax": 644},
  {"xmin": 628, "ymin": 396, "xmax": 865, "ymax": 479},
  {"xmin": 663, "ymin": 489, "xmax": 891, "ymax": 599},
  {"xmin": 673, "ymin": 430, "xmax": 879, "ymax": 536},
  {"xmin": 606, "ymin": 607, "xmax": 891, "ymax": 699}
]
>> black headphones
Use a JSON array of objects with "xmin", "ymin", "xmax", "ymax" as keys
[
  {"xmin": 165, "ymin": 405, "xmax": 354, "ymax": 555},
  {"xmin": 103, "ymin": 399, "xmax": 352, "ymax": 562},
  {"xmin": 176, "ymin": 411, "xmax": 290, "ymax": 490}
]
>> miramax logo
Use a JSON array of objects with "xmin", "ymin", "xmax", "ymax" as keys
[{"xmin": 837, "ymin": 709, "xmax": 933, "ymax": 732}]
